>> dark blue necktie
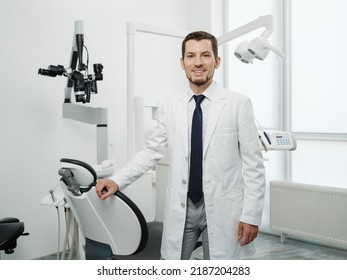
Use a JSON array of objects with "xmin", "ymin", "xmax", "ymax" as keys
[{"xmin": 188, "ymin": 95, "xmax": 205, "ymax": 204}]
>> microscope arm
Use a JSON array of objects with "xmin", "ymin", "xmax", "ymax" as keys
[{"xmin": 64, "ymin": 21, "xmax": 83, "ymax": 102}]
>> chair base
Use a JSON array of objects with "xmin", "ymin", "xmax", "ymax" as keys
[{"xmin": 0, "ymin": 217, "xmax": 28, "ymax": 258}]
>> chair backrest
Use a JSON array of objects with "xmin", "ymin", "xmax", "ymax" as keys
[{"xmin": 59, "ymin": 158, "xmax": 148, "ymax": 256}]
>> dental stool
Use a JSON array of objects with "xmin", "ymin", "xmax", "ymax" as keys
[
  {"xmin": 58, "ymin": 158, "xmax": 163, "ymax": 260},
  {"xmin": 0, "ymin": 217, "xmax": 28, "ymax": 259}
]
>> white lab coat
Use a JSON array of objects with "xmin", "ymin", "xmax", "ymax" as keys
[{"xmin": 113, "ymin": 83, "xmax": 265, "ymax": 260}]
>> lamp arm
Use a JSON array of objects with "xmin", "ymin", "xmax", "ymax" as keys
[
  {"xmin": 263, "ymin": 41, "xmax": 285, "ymax": 58},
  {"xmin": 218, "ymin": 15, "xmax": 273, "ymax": 46}
]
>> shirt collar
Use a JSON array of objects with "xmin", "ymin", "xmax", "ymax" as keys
[{"xmin": 187, "ymin": 81, "xmax": 216, "ymax": 103}]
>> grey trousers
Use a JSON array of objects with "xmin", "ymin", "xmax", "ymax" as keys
[{"xmin": 180, "ymin": 197, "xmax": 210, "ymax": 260}]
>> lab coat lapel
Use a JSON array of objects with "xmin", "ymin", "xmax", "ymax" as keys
[
  {"xmin": 203, "ymin": 88, "xmax": 226, "ymax": 158},
  {"xmin": 177, "ymin": 93, "xmax": 189, "ymax": 156}
]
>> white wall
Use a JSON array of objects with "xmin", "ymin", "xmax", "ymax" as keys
[{"xmin": 0, "ymin": 0, "xmax": 194, "ymax": 260}]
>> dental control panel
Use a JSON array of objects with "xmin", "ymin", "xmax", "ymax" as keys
[{"xmin": 258, "ymin": 130, "xmax": 296, "ymax": 151}]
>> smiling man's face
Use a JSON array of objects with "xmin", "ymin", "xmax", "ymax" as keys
[{"xmin": 180, "ymin": 39, "xmax": 220, "ymax": 93}]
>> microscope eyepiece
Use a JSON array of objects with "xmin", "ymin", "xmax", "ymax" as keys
[{"xmin": 38, "ymin": 65, "xmax": 65, "ymax": 77}]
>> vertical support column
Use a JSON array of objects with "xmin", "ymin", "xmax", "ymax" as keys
[
  {"xmin": 283, "ymin": 0, "xmax": 293, "ymax": 181},
  {"xmin": 127, "ymin": 22, "xmax": 136, "ymax": 161},
  {"xmin": 97, "ymin": 124, "xmax": 108, "ymax": 164}
]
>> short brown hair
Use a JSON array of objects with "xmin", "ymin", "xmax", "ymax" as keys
[{"xmin": 181, "ymin": 31, "xmax": 218, "ymax": 59}]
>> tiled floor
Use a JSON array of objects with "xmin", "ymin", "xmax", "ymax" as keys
[
  {"xmin": 249, "ymin": 233, "xmax": 347, "ymax": 260},
  {"xmin": 38, "ymin": 232, "xmax": 347, "ymax": 260},
  {"xmin": 190, "ymin": 232, "xmax": 347, "ymax": 260}
]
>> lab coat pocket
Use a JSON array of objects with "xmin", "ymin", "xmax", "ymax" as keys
[
  {"xmin": 212, "ymin": 127, "xmax": 239, "ymax": 173},
  {"xmin": 222, "ymin": 186, "xmax": 244, "ymax": 217},
  {"xmin": 213, "ymin": 127, "xmax": 237, "ymax": 135},
  {"xmin": 222, "ymin": 185, "xmax": 244, "ymax": 197}
]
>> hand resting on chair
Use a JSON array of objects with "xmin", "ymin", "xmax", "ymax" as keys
[{"xmin": 96, "ymin": 179, "xmax": 119, "ymax": 200}]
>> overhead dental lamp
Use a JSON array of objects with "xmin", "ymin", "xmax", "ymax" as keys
[
  {"xmin": 234, "ymin": 41, "xmax": 256, "ymax": 63},
  {"xmin": 218, "ymin": 15, "xmax": 284, "ymax": 63}
]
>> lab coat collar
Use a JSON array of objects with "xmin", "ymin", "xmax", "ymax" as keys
[{"xmin": 203, "ymin": 83, "xmax": 226, "ymax": 157}]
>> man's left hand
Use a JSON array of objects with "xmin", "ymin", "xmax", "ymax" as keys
[{"xmin": 238, "ymin": 222, "xmax": 259, "ymax": 246}]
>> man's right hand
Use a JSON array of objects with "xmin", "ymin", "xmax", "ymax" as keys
[{"xmin": 95, "ymin": 179, "xmax": 119, "ymax": 200}]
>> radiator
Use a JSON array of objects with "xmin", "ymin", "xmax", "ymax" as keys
[{"xmin": 270, "ymin": 181, "xmax": 347, "ymax": 248}]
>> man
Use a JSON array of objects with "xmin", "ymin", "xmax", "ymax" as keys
[{"xmin": 96, "ymin": 31, "xmax": 265, "ymax": 260}]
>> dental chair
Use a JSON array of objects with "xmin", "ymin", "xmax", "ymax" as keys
[
  {"xmin": 0, "ymin": 217, "xmax": 28, "ymax": 259},
  {"xmin": 58, "ymin": 158, "xmax": 163, "ymax": 260}
]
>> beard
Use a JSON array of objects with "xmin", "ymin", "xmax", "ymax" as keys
[{"xmin": 187, "ymin": 73, "xmax": 213, "ymax": 87}]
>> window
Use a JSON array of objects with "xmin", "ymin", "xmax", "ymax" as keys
[
  {"xmin": 291, "ymin": 0, "xmax": 347, "ymax": 133},
  {"xmin": 290, "ymin": 0, "xmax": 347, "ymax": 188}
]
